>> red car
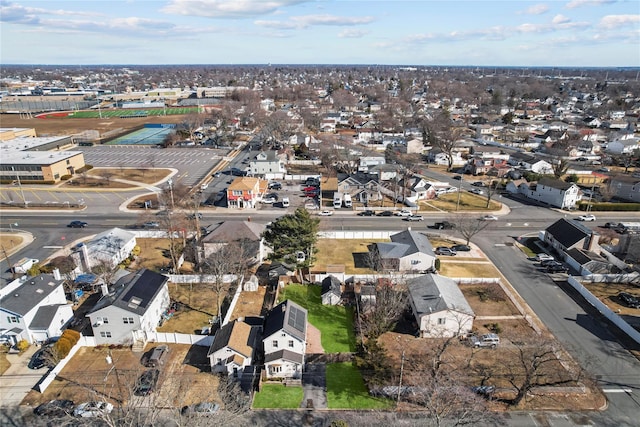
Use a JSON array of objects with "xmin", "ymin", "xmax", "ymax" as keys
[{"xmin": 302, "ymin": 186, "xmax": 319, "ymax": 192}]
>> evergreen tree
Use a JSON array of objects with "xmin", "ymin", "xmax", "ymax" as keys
[{"xmin": 262, "ymin": 207, "xmax": 320, "ymax": 266}]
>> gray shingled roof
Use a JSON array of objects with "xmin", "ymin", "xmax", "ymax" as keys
[
  {"xmin": 90, "ymin": 269, "xmax": 168, "ymax": 316},
  {"xmin": 375, "ymin": 229, "xmax": 435, "ymax": 259},
  {"xmin": 545, "ymin": 218, "xmax": 593, "ymax": 248},
  {"xmin": 538, "ymin": 177, "xmax": 575, "ymax": 191},
  {"xmin": 0, "ymin": 274, "xmax": 64, "ymax": 316},
  {"xmin": 407, "ymin": 274, "xmax": 474, "ymax": 317},
  {"xmin": 30, "ymin": 304, "xmax": 67, "ymax": 330},
  {"xmin": 202, "ymin": 221, "xmax": 265, "ymax": 243},
  {"xmin": 263, "ymin": 300, "xmax": 307, "ymax": 342},
  {"xmin": 264, "ymin": 349, "xmax": 304, "ymax": 364}
]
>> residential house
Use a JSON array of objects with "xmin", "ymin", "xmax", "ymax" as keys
[
  {"xmin": 87, "ymin": 269, "xmax": 170, "ymax": 346},
  {"xmin": 70, "ymin": 227, "xmax": 136, "ymax": 272},
  {"xmin": 263, "ymin": 300, "xmax": 307, "ymax": 379},
  {"xmin": 399, "ymin": 138, "xmax": 424, "ymax": 154},
  {"xmin": 470, "ymin": 145, "xmax": 507, "ymax": 160},
  {"xmin": 369, "ymin": 229, "xmax": 437, "ymax": 272},
  {"xmin": 407, "ymin": 274, "xmax": 475, "ymax": 338},
  {"xmin": 208, "ymin": 318, "xmax": 261, "ymax": 379},
  {"xmin": 507, "ymin": 152, "xmax": 553, "ymax": 174},
  {"xmin": 505, "ymin": 179, "xmax": 530, "ymax": 195},
  {"xmin": 357, "ymin": 156, "xmax": 386, "ymax": 173},
  {"xmin": 564, "ymin": 247, "xmax": 613, "ymax": 276},
  {"xmin": 543, "ymin": 218, "xmax": 600, "ymax": 257},
  {"xmin": 201, "ymin": 220, "xmax": 268, "ymax": 265},
  {"xmin": 250, "ymin": 150, "xmax": 287, "ymax": 178},
  {"xmin": 526, "ymin": 177, "xmax": 580, "ymax": 209},
  {"xmin": 321, "ymin": 275, "xmax": 342, "ymax": 305},
  {"xmin": 0, "ymin": 274, "xmax": 73, "ymax": 345},
  {"xmin": 337, "ymin": 174, "xmax": 383, "ymax": 204},
  {"xmin": 227, "ymin": 177, "xmax": 268, "ymax": 209},
  {"xmin": 606, "ymin": 136, "xmax": 640, "ymax": 155},
  {"xmin": 427, "ymin": 149, "xmax": 466, "ymax": 167},
  {"xmin": 397, "ymin": 175, "xmax": 436, "ymax": 202},
  {"xmin": 606, "ymin": 174, "xmax": 640, "ymax": 203}
]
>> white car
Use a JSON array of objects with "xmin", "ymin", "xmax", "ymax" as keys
[
  {"xmin": 480, "ymin": 215, "xmax": 498, "ymax": 221},
  {"xmin": 318, "ymin": 210, "xmax": 334, "ymax": 216},
  {"xmin": 73, "ymin": 401, "xmax": 114, "ymax": 418},
  {"xmin": 576, "ymin": 214, "xmax": 596, "ymax": 221},
  {"xmin": 469, "ymin": 188, "xmax": 485, "ymax": 195},
  {"xmin": 394, "ymin": 209, "xmax": 413, "ymax": 217},
  {"xmin": 535, "ymin": 253, "xmax": 554, "ymax": 262}
]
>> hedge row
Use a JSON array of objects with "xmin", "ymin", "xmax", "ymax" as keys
[
  {"xmin": 578, "ymin": 202, "xmax": 640, "ymax": 212},
  {"xmin": 54, "ymin": 329, "xmax": 82, "ymax": 359}
]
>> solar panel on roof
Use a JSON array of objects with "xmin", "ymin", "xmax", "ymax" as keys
[{"xmin": 287, "ymin": 306, "xmax": 305, "ymax": 332}]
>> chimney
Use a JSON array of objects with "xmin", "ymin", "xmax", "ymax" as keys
[
  {"xmin": 52, "ymin": 268, "xmax": 62, "ymax": 281},
  {"xmin": 100, "ymin": 283, "xmax": 109, "ymax": 296}
]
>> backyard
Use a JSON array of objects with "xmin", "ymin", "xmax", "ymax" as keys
[
  {"xmin": 279, "ymin": 284, "xmax": 356, "ymax": 353},
  {"xmin": 314, "ymin": 238, "xmax": 385, "ymax": 275}
]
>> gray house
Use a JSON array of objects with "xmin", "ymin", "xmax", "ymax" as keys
[
  {"xmin": 263, "ymin": 300, "xmax": 307, "ymax": 379},
  {"xmin": 87, "ymin": 269, "xmax": 170, "ymax": 346},
  {"xmin": 407, "ymin": 274, "xmax": 475, "ymax": 338},
  {"xmin": 208, "ymin": 318, "xmax": 261, "ymax": 379},
  {"xmin": 369, "ymin": 229, "xmax": 436, "ymax": 272},
  {"xmin": 321, "ymin": 275, "xmax": 342, "ymax": 305}
]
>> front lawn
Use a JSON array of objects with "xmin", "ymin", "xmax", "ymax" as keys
[
  {"xmin": 279, "ymin": 284, "xmax": 356, "ymax": 353},
  {"xmin": 326, "ymin": 362, "xmax": 393, "ymax": 409},
  {"xmin": 252, "ymin": 384, "xmax": 304, "ymax": 409}
]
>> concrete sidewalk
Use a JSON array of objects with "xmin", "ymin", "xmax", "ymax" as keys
[{"xmin": 0, "ymin": 345, "xmax": 43, "ymax": 408}]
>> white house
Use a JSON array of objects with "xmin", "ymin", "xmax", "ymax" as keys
[
  {"xmin": 202, "ymin": 220, "xmax": 268, "ymax": 265},
  {"xmin": 208, "ymin": 318, "xmax": 260, "ymax": 379},
  {"xmin": 526, "ymin": 177, "xmax": 580, "ymax": 209},
  {"xmin": 70, "ymin": 228, "xmax": 137, "ymax": 272},
  {"xmin": 263, "ymin": 300, "xmax": 307, "ymax": 379},
  {"xmin": 249, "ymin": 150, "xmax": 287, "ymax": 178},
  {"xmin": 0, "ymin": 274, "xmax": 73, "ymax": 345},
  {"xmin": 606, "ymin": 136, "xmax": 640, "ymax": 155},
  {"xmin": 508, "ymin": 152, "xmax": 553, "ymax": 174},
  {"xmin": 407, "ymin": 274, "xmax": 475, "ymax": 338},
  {"xmin": 321, "ymin": 276, "xmax": 342, "ymax": 305},
  {"xmin": 87, "ymin": 269, "xmax": 170, "ymax": 346}
]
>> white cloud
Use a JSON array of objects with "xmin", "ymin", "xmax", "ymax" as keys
[
  {"xmin": 0, "ymin": 1, "xmax": 102, "ymax": 24},
  {"xmin": 338, "ymin": 29, "xmax": 368, "ymax": 38},
  {"xmin": 565, "ymin": 0, "xmax": 616, "ymax": 9},
  {"xmin": 520, "ymin": 4, "xmax": 549, "ymax": 15},
  {"xmin": 255, "ymin": 14, "xmax": 374, "ymax": 30},
  {"xmin": 161, "ymin": 0, "xmax": 311, "ymax": 19},
  {"xmin": 599, "ymin": 14, "xmax": 640, "ymax": 29},
  {"xmin": 552, "ymin": 14, "xmax": 571, "ymax": 24}
]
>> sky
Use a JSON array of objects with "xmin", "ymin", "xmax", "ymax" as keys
[{"xmin": 1, "ymin": 0, "xmax": 639, "ymax": 67}]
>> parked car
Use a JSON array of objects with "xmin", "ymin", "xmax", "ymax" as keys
[
  {"xmin": 142, "ymin": 345, "xmax": 169, "ymax": 368},
  {"xmin": 134, "ymin": 369, "xmax": 160, "ymax": 396},
  {"xmin": 268, "ymin": 182, "xmax": 282, "ymax": 190},
  {"xmin": 471, "ymin": 181, "xmax": 486, "ymax": 187},
  {"xmin": 186, "ymin": 213, "xmax": 203, "ymax": 220},
  {"xmin": 34, "ymin": 399, "xmax": 75, "ymax": 417},
  {"xmin": 603, "ymin": 222, "xmax": 619, "ymax": 229},
  {"xmin": 395, "ymin": 209, "xmax": 413, "ymax": 217},
  {"xmin": 73, "ymin": 401, "xmax": 114, "ymax": 418},
  {"xmin": 471, "ymin": 385, "xmax": 496, "ymax": 398},
  {"xmin": 28, "ymin": 345, "xmax": 54, "ymax": 370},
  {"xmin": 450, "ymin": 244, "xmax": 470, "ymax": 252},
  {"xmin": 404, "ymin": 215, "xmax": 424, "ymax": 221},
  {"xmin": 618, "ymin": 292, "xmax": 640, "ymax": 309},
  {"xmin": 480, "ymin": 215, "xmax": 498, "ymax": 221},
  {"xmin": 540, "ymin": 259, "xmax": 562, "ymax": 268},
  {"xmin": 318, "ymin": 210, "xmax": 334, "ymax": 216},
  {"xmin": 469, "ymin": 188, "xmax": 485, "ymax": 195},
  {"xmin": 144, "ymin": 221, "xmax": 160, "ymax": 228},
  {"xmin": 576, "ymin": 214, "xmax": 596, "ymax": 221},
  {"xmin": 67, "ymin": 220, "xmax": 88, "ymax": 228},
  {"xmin": 377, "ymin": 210, "xmax": 393, "ymax": 216},
  {"xmin": 535, "ymin": 253, "xmax": 554, "ymax": 262},
  {"xmin": 546, "ymin": 263, "xmax": 569, "ymax": 273},
  {"xmin": 453, "ymin": 175, "xmax": 462, "ymax": 180},
  {"xmin": 435, "ymin": 247, "xmax": 456, "ymax": 256},
  {"xmin": 181, "ymin": 402, "xmax": 220, "ymax": 416},
  {"xmin": 468, "ymin": 333, "xmax": 500, "ymax": 348},
  {"xmin": 358, "ymin": 210, "xmax": 375, "ymax": 216},
  {"xmin": 434, "ymin": 221, "xmax": 455, "ymax": 230}
]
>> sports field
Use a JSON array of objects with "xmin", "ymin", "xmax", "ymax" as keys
[
  {"xmin": 38, "ymin": 107, "xmax": 199, "ymax": 119},
  {"xmin": 106, "ymin": 126, "xmax": 175, "ymax": 145}
]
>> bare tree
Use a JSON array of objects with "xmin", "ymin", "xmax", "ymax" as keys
[
  {"xmin": 358, "ymin": 285, "xmax": 408, "ymax": 340},
  {"xmin": 427, "ymin": 110, "xmax": 466, "ymax": 171},
  {"xmin": 102, "ymin": 170, "xmax": 115, "ymax": 187},
  {"xmin": 451, "ymin": 213, "xmax": 492, "ymax": 245}
]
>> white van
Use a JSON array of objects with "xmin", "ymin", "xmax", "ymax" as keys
[
  {"xmin": 12, "ymin": 258, "xmax": 39, "ymax": 274},
  {"xmin": 333, "ymin": 193, "xmax": 342, "ymax": 209},
  {"xmin": 282, "ymin": 197, "xmax": 290, "ymax": 207},
  {"xmin": 343, "ymin": 194, "xmax": 352, "ymax": 208}
]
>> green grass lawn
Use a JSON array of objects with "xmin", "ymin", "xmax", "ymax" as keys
[
  {"xmin": 252, "ymin": 384, "xmax": 304, "ymax": 409},
  {"xmin": 279, "ymin": 284, "xmax": 356, "ymax": 353},
  {"xmin": 326, "ymin": 362, "xmax": 393, "ymax": 409}
]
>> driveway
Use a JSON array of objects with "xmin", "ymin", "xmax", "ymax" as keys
[
  {"xmin": 0, "ymin": 345, "xmax": 44, "ymax": 408},
  {"xmin": 301, "ymin": 363, "xmax": 327, "ymax": 409}
]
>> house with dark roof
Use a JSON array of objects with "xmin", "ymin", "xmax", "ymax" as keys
[
  {"xmin": 369, "ymin": 229, "xmax": 436, "ymax": 272},
  {"xmin": 249, "ymin": 150, "xmax": 287, "ymax": 177},
  {"xmin": 321, "ymin": 275, "xmax": 342, "ymax": 305},
  {"xmin": 262, "ymin": 300, "xmax": 307, "ymax": 379},
  {"xmin": 202, "ymin": 220, "xmax": 268, "ymax": 265},
  {"xmin": 544, "ymin": 218, "xmax": 600, "ymax": 257},
  {"xmin": 70, "ymin": 227, "xmax": 136, "ymax": 272},
  {"xmin": 507, "ymin": 152, "xmax": 553, "ymax": 174},
  {"xmin": 407, "ymin": 274, "xmax": 475, "ymax": 338},
  {"xmin": 526, "ymin": 177, "xmax": 580, "ymax": 209},
  {"xmin": 208, "ymin": 318, "xmax": 261, "ymax": 379},
  {"xmin": 87, "ymin": 269, "xmax": 170, "ymax": 346},
  {"xmin": 0, "ymin": 274, "xmax": 73, "ymax": 345}
]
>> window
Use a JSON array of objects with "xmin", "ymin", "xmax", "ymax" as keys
[
  {"xmin": 102, "ymin": 317, "xmax": 109, "ymax": 324},
  {"xmin": 100, "ymin": 331, "xmax": 112, "ymax": 338},
  {"xmin": 232, "ymin": 190, "xmax": 243, "ymax": 196},
  {"xmin": 272, "ymin": 366, "xmax": 282, "ymax": 373},
  {"xmin": 411, "ymin": 259, "xmax": 420, "ymax": 265},
  {"xmin": 272, "ymin": 340, "xmax": 278, "ymax": 348},
  {"xmin": 288, "ymin": 340, "xmax": 294, "ymax": 348},
  {"xmin": 437, "ymin": 318, "xmax": 446, "ymax": 325},
  {"xmin": 7, "ymin": 316, "xmax": 18, "ymax": 323},
  {"xmin": 123, "ymin": 317, "xmax": 134, "ymax": 324}
]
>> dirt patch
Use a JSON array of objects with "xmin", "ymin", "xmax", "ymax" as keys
[
  {"xmin": 22, "ymin": 344, "xmax": 219, "ymax": 409},
  {"xmin": 229, "ymin": 285, "xmax": 267, "ymax": 321},
  {"xmin": 461, "ymin": 283, "xmax": 520, "ymax": 317},
  {"xmin": 582, "ymin": 281, "xmax": 640, "ymax": 316},
  {"xmin": 315, "ymin": 238, "xmax": 387, "ymax": 275},
  {"xmin": 0, "ymin": 114, "xmax": 186, "ymax": 137},
  {"xmin": 0, "ymin": 234, "xmax": 24, "ymax": 253},
  {"xmin": 438, "ymin": 261, "xmax": 502, "ymax": 278},
  {"xmin": 158, "ymin": 283, "xmax": 226, "ymax": 334},
  {"xmin": 130, "ymin": 238, "xmax": 172, "ymax": 271}
]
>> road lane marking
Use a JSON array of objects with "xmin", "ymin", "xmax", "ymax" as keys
[{"xmin": 602, "ymin": 388, "xmax": 632, "ymax": 393}]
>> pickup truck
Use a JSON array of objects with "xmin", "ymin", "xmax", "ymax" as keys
[{"xmin": 12, "ymin": 258, "xmax": 39, "ymax": 274}]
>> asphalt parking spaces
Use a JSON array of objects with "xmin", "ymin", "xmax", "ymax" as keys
[
  {"xmin": 78, "ymin": 146, "xmax": 225, "ymax": 187},
  {"xmin": 301, "ymin": 363, "xmax": 327, "ymax": 409}
]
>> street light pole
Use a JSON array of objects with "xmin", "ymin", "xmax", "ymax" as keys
[
  {"xmin": 167, "ymin": 178, "xmax": 175, "ymax": 210},
  {"xmin": 397, "ymin": 350, "xmax": 405, "ymax": 407},
  {"xmin": 11, "ymin": 167, "xmax": 27, "ymax": 208}
]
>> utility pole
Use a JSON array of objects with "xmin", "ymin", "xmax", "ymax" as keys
[
  {"xmin": 11, "ymin": 166, "xmax": 27, "ymax": 208},
  {"xmin": 455, "ymin": 174, "xmax": 463, "ymax": 211},
  {"xmin": 397, "ymin": 350, "xmax": 405, "ymax": 408}
]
